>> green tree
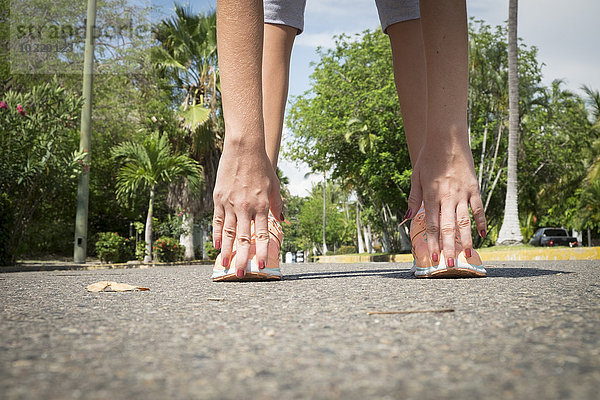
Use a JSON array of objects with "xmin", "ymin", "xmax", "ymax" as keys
[
  {"xmin": 112, "ymin": 133, "xmax": 203, "ymax": 262},
  {"xmin": 519, "ymin": 80, "xmax": 591, "ymax": 231},
  {"xmin": 287, "ymin": 22, "xmax": 591, "ymax": 250},
  {"xmin": 287, "ymin": 30, "xmax": 411, "ymax": 252}
]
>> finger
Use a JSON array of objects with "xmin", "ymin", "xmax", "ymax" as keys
[
  {"xmin": 220, "ymin": 212, "xmax": 237, "ymax": 269},
  {"xmin": 254, "ymin": 211, "xmax": 269, "ymax": 269},
  {"xmin": 456, "ymin": 201, "xmax": 473, "ymax": 258},
  {"xmin": 424, "ymin": 200, "xmax": 441, "ymax": 265},
  {"xmin": 406, "ymin": 172, "xmax": 423, "ymax": 220},
  {"xmin": 212, "ymin": 206, "xmax": 225, "ymax": 250},
  {"xmin": 439, "ymin": 200, "xmax": 457, "ymax": 267},
  {"xmin": 470, "ymin": 194, "xmax": 487, "ymax": 238},
  {"xmin": 234, "ymin": 216, "xmax": 252, "ymax": 277}
]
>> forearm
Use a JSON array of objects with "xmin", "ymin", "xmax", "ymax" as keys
[
  {"xmin": 420, "ymin": 0, "xmax": 469, "ymax": 151},
  {"xmin": 217, "ymin": 0, "xmax": 265, "ymax": 149}
]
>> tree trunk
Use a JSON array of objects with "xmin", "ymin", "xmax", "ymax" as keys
[
  {"xmin": 200, "ymin": 222, "xmax": 208, "ymax": 260},
  {"xmin": 478, "ymin": 116, "xmax": 489, "ymax": 188},
  {"xmin": 588, "ymin": 228, "xmax": 592, "ymax": 247},
  {"xmin": 180, "ymin": 212, "xmax": 195, "ymax": 260},
  {"xmin": 365, "ymin": 224, "xmax": 373, "ymax": 253},
  {"xmin": 497, "ymin": 0, "xmax": 524, "ymax": 245},
  {"xmin": 356, "ymin": 202, "xmax": 365, "ymax": 253},
  {"xmin": 399, "ymin": 224, "xmax": 411, "ymax": 252},
  {"xmin": 380, "ymin": 205, "xmax": 391, "ymax": 253},
  {"xmin": 144, "ymin": 188, "xmax": 155, "ymax": 263},
  {"xmin": 322, "ymin": 172, "xmax": 328, "ymax": 254}
]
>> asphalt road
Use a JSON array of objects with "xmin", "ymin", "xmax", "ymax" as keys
[{"xmin": 1, "ymin": 260, "xmax": 599, "ymax": 400}]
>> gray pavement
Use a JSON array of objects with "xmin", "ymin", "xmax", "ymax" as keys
[{"xmin": 1, "ymin": 261, "xmax": 599, "ymax": 400}]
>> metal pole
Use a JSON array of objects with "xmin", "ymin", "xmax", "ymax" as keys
[{"xmin": 74, "ymin": 0, "xmax": 97, "ymax": 263}]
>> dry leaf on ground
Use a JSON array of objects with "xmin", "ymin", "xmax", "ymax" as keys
[{"xmin": 86, "ymin": 281, "xmax": 150, "ymax": 292}]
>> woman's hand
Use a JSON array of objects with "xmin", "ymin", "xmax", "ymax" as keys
[
  {"xmin": 212, "ymin": 139, "xmax": 283, "ymax": 277},
  {"xmin": 406, "ymin": 140, "xmax": 487, "ymax": 266}
]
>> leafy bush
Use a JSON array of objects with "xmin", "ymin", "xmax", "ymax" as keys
[
  {"xmin": 336, "ymin": 245, "xmax": 356, "ymax": 254},
  {"xmin": 95, "ymin": 232, "xmax": 132, "ymax": 263},
  {"xmin": 135, "ymin": 240, "xmax": 147, "ymax": 261},
  {"xmin": 0, "ymin": 78, "xmax": 82, "ymax": 264},
  {"xmin": 154, "ymin": 214, "xmax": 184, "ymax": 238},
  {"xmin": 153, "ymin": 236, "xmax": 184, "ymax": 262},
  {"xmin": 204, "ymin": 240, "xmax": 218, "ymax": 260}
]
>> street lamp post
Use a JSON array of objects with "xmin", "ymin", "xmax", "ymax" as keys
[{"xmin": 73, "ymin": 0, "xmax": 97, "ymax": 263}]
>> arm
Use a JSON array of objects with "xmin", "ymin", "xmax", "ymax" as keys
[
  {"xmin": 213, "ymin": 0, "xmax": 283, "ymax": 277},
  {"xmin": 405, "ymin": 0, "xmax": 487, "ymax": 265}
]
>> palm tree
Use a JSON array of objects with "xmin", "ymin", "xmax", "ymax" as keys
[
  {"xmin": 581, "ymin": 85, "xmax": 600, "ymax": 183},
  {"xmin": 112, "ymin": 133, "xmax": 203, "ymax": 262},
  {"xmin": 153, "ymin": 5, "xmax": 222, "ymax": 260},
  {"xmin": 497, "ymin": 0, "xmax": 523, "ymax": 245},
  {"xmin": 152, "ymin": 4, "xmax": 219, "ymax": 129},
  {"xmin": 577, "ymin": 180, "xmax": 600, "ymax": 246},
  {"xmin": 579, "ymin": 85, "xmax": 600, "ymax": 244}
]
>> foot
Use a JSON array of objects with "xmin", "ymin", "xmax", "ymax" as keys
[
  {"xmin": 410, "ymin": 205, "xmax": 486, "ymax": 278},
  {"xmin": 212, "ymin": 211, "xmax": 283, "ymax": 281}
]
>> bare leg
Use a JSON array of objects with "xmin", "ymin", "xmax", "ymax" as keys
[
  {"xmin": 262, "ymin": 24, "xmax": 297, "ymax": 169},
  {"xmin": 387, "ymin": 19, "xmax": 427, "ymax": 167},
  {"xmin": 401, "ymin": 0, "xmax": 487, "ymax": 267}
]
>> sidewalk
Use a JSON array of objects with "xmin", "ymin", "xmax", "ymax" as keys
[{"xmin": 315, "ymin": 246, "xmax": 600, "ymax": 264}]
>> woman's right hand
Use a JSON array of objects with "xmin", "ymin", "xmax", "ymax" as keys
[{"xmin": 212, "ymin": 139, "xmax": 283, "ymax": 278}]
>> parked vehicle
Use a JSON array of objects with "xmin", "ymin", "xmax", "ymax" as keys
[{"xmin": 529, "ymin": 228, "xmax": 578, "ymax": 247}]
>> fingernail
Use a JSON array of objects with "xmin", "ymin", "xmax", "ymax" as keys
[
  {"xmin": 479, "ymin": 229, "xmax": 487, "ymax": 238},
  {"xmin": 465, "ymin": 248, "xmax": 472, "ymax": 258},
  {"xmin": 259, "ymin": 260, "xmax": 265, "ymax": 269},
  {"xmin": 447, "ymin": 257, "xmax": 455, "ymax": 268},
  {"xmin": 237, "ymin": 269, "xmax": 245, "ymax": 278},
  {"xmin": 432, "ymin": 253, "xmax": 439, "ymax": 263},
  {"xmin": 215, "ymin": 240, "xmax": 221, "ymax": 249},
  {"xmin": 279, "ymin": 213, "xmax": 285, "ymax": 221},
  {"xmin": 222, "ymin": 257, "xmax": 229, "ymax": 267},
  {"xmin": 404, "ymin": 208, "xmax": 413, "ymax": 220}
]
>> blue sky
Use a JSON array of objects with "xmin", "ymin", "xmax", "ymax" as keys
[{"xmin": 154, "ymin": 0, "xmax": 600, "ymax": 196}]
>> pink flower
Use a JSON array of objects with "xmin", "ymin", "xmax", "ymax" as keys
[
  {"xmin": 0, "ymin": 101, "xmax": 7, "ymax": 110},
  {"xmin": 16, "ymin": 104, "xmax": 26, "ymax": 116}
]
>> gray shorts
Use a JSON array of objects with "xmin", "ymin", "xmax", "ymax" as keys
[{"xmin": 264, "ymin": 0, "xmax": 420, "ymax": 35}]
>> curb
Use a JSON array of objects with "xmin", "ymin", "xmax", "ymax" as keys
[
  {"xmin": 1, "ymin": 260, "xmax": 213, "ymax": 273},
  {"xmin": 315, "ymin": 247, "xmax": 600, "ymax": 264}
]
